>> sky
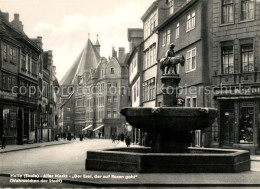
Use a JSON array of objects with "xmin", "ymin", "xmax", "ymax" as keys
[{"xmin": 0, "ymin": 0, "xmax": 152, "ymax": 81}]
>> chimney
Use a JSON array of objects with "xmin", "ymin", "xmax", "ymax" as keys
[
  {"xmin": 14, "ymin": 13, "xmax": 19, "ymax": 21},
  {"xmin": 112, "ymin": 46, "xmax": 117, "ymax": 58},
  {"xmin": 11, "ymin": 13, "xmax": 24, "ymax": 32},
  {"xmin": 47, "ymin": 50, "xmax": 53, "ymax": 70},
  {"xmin": 174, "ymin": 0, "xmax": 187, "ymax": 12},
  {"xmin": 3, "ymin": 12, "xmax": 9, "ymax": 22},
  {"xmin": 118, "ymin": 47, "xmax": 125, "ymax": 64},
  {"xmin": 36, "ymin": 36, "xmax": 43, "ymax": 48}
]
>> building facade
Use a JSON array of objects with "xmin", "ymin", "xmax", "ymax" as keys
[
  {"xmin": 156, "ymin": 0, "xmax": 213, "ymax": 147},
  {"xmin": 59, "ymin": 38, "xmax": 128, "ymax": 139},
  {"xmin": 84, "ymin": 48, "xmax": 128, "ymax": 138},
  {"xmin": 125, "ymin": 28, "xmax": 144, "ymax": 144},
  {"xmin": 0, "ymin": 11, "xmax": 56, "ymax": 144},
  {"xmin": 141, "ymin": 0, "xmax": 167, "ymax": 108},
  {"xmin": 211, "ymin": 0, "xmax": 260, "ymax": 154}
]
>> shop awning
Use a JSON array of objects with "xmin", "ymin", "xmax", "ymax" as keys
[
  {"xmin": 93, "ymin": 125, "xmax": 104, "ymax": 132},
  {"xmin": 82, "ymin": 125, "xmax": 92, "ymax": 131}
]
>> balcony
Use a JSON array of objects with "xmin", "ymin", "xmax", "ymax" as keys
[{"xmin": 212, "ymin": 72, "xmax": 260, "ymax": 86}]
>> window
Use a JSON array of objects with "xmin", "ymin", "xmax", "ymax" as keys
[
  {"xmin": 186, "ymin": 48, "xmax": 196, "ymax": 72},
  {"xmin": 107, "ymin": 111, "xmax": 111, "ymax": 118},
  {"xmin": 222, "ymin": 46, "xmax": 234, "ymax": 74},
  {"xmin": 9, "ymin": 47, "xmax": 17, "ymax": 64},
  {"xmin": 2, "ymin": 74, "xmax": 15, "ymax": 91},
  {"xmin": 241, "ymin": 0, "xmax": 255, "ymax": 21},
  {"xmin": 110, "ymin": 68, "xmax": 115, "ymax": 74},
  {"xmin": 133, "ymin": 85, "xmax": 137, "ymax": 102},
  {"xmin": 162, "ymin": 31, "xmax": 167, "ymax": 46},
  {"xmin": 21, "ymin": 54, "xmax": 26, "ymax": 71},
  {"xmin": 113, "ymin": 111, "xmax": 117, "ymax": 118},
  {"xmin": 186, "ymin": 96, "xmax": 197, "ymax": 107},
  {"xmin": 107, "ymin": 96, "xmax": 112, "ymax": 103},
  {"xmin": 239, "ymin": 102, "xmax": 254, "ymax": 143},
  {"xmin": 143, "ymin": 78, "xmax": 156, "ymax": 102},
  {"xmin": 144, "ymin": 12, "xmax": 157, "ymax": 38},
  {"xmin": 222, "ymin": 0, "xmax": 234, "ymax": 24},
  {"xmin": 187, "ymin": 12, "xmax": 196, "ymax": 31},
  {"xmin": 150, "ymin": 15, "xmax": 154, "ymax": 34},
  {"xmin": 195, "ymin": 130, "xmax": 201, "ymax": 147},
  {"xmin": 176, "ymin": 23, "xmax": 180, "ymax": 39},
  {"xmin": 168, "ymin": 0, "xmax": 174, "ymax": 16},
  {"xmin": 113, "ymin": 96, "xmax": 117, "ymax": 103},
  {"xmin": 32, "ymin": 61, "xmax": 37, "ymax": 76},
  {"xmin": 144, "ymin": 44, "xmax": 156, "ymax": 69},
  {"xmin": 90, "ymin": 69, "xmax": 94, "ymax": 78},
  {"xmin": 241, "ymin": 44, "xmax": 254, "ymax": 72},
  {"xmin": 107, "ymin": 82, "xmax": 112, "ymax": 88},
  {"xmin": 3, "ymin": 43, "xmax": 7, "ymax": 61},
  {"xmin": 27, "ymin": 56, "xmax": 31, "ymax": 73},
  {"xmin": 101, "ymin": 70, "xmax": 104, "ymax": 78},
  {"xmin": 166, "ymin": 29, "xmax": 171, "ymax": 44}
]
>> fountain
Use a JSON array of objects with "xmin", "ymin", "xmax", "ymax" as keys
[{"xmin": 85, "ymin": 57, "xmax": 250, "ymax": 173}]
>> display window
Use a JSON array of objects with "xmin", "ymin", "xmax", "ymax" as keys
[
  {"xmin": 2, "ymin": 106, "xmax": 17, "ymax": 135},
  {"xmin": 239, "ymin": 102, "xmax": 254, "ymax": 143}
]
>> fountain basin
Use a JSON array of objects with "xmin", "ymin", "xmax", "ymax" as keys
[
  {"xmin": 85, "ymin": 147, "xmax": 250, "ymax": 173},
  {"xmin": 120, "ymin": 107, "xmax": 218, "ymax": 132}
]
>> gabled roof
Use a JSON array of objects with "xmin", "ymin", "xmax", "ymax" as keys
[
  {"xmin": 60, "ymin": 39, "xmax": 101, "ymax": 85},
  {"xmin": 141, "ymin": 0, "xmax": 159, "ymax": 21},
  {"xmin": 0, "ymin": 11, "xmax": 42, "ymax": 53}
]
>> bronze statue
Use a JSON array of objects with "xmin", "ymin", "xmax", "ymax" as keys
[{"xmin": 159, "ymin": 43, "xmax": 185, "ymax": 74}]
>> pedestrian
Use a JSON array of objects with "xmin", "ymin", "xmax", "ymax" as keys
[
  {"xmin": 1, "ymin": 135, "xmax": 6, "ymax": 149},
  {"xmin": 120, "ymin": 133, "xmax": 124, "ymax": 141},
  {"xmin": 112, "ymin": 134, "xmax": 115, "ymax": 143},
  {"xmin": 125, "ymin": 136, "xmax": 131, "ymax": 147},
  {"xmin": 79, "ymin": 134, "xmax": 83, "ymax": 141},
  {"xmin": 98, "ymin": 132, "xmax": 101, "ymax": 139},
  {"xmin": 67, "ymin": 133, "xmax": 72, "ymax": 141}
]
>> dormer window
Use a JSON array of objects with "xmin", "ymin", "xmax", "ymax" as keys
[
  {"xmin": 168, "ymin": 0, "xmax": 174, "ymax": 16},
  {"xmin": 90, "ymin": 69, "xmax": 95, "ymax": 78},
  {"xmin": 110, "ymin": 68, "xmax": 115, "ymax": 74}
]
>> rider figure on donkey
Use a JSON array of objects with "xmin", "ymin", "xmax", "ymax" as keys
[
  {"xmin": 165, "ymin": 43, "xmax": 175, "ymax": 61},
  {"xmin": 163, "ymin": 43, "xmax": 177, "ymax": 74},
  {"xmin": 160, "ymin": 43, "xmax": 185, "ymax": 75},
  {"xmin": 165, "ymin": 43, "xmax": 176, "ymax": 74}
]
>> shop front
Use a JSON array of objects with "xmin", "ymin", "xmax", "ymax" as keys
[
  {"xmin": 213, "ymin": 86, "xmax": 260, "ymax": 154},
  {"xmin": 0, "ymin": 105, "xmax": 18, "ymax": 144}
]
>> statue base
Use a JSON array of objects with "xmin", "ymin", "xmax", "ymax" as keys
[{"xmin": 160, "ymin": 74, "xmax": 181, "ymax": 107}]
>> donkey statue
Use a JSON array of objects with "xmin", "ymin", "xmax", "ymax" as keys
[{"xmin": 159, "ymin": 55, "xmax": 185, "ymax": 74}]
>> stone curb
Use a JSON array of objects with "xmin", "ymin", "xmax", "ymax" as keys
[{"xmin": 0, "ymin": 142, "xmax": 71, "ymax": 154}]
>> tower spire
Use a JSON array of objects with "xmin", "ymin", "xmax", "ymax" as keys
[{"xmin": 94, "ymin": 34, "xmax": 101, "ymax": 54}]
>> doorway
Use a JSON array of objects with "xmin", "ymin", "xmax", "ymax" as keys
[
  {"xmin": 17, "ymin": 109, "xmax": 23, "ymax": 145},
  {"xmin": 220, "ymin": 100, "xmax": 235, "ymax": 146}
]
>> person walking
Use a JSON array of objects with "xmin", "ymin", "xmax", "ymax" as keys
[
  {"xmin": 1, "ymin": 135, "xmax": 6, "ymax": 149},
  {"xmin": 125, "ymin": 136, "xmax": 131, "ymax": 147},
  {"xmin": 120, "ymin": 133, "xmax": 125, "ymax": 142},
  {"xmin": 111, "ymin": 134, "xmax": 115, "ymax": 143},
  {"xmin": 98, "ymin": 132, "xmax": 101, "ymax": 139}
]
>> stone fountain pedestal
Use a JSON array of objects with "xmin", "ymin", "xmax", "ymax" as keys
[{"xmin": 85, "ymin": 73, "xmax": 251, "ymax": 173}]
